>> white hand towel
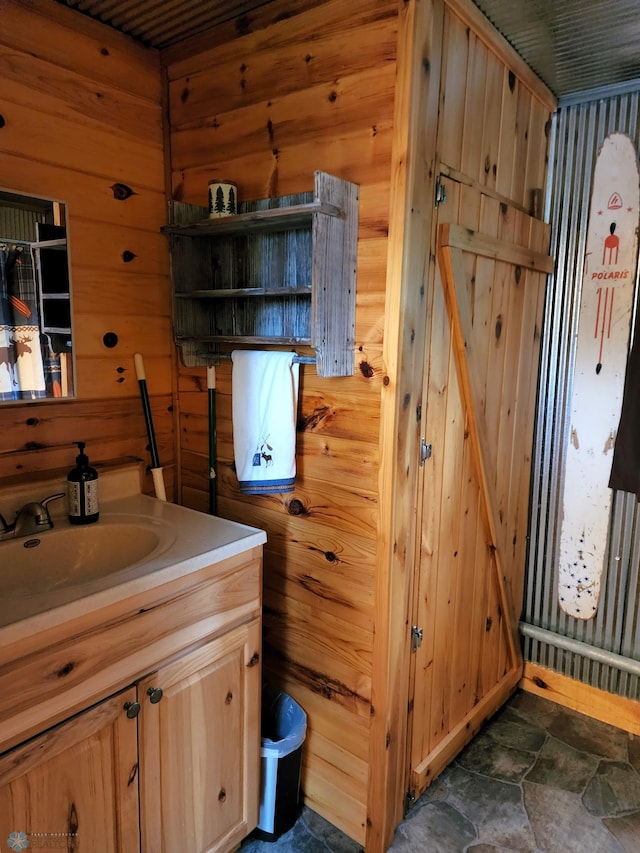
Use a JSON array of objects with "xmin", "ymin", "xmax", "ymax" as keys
[{"xmin": 231, "ymin": 351, "xmax": 299, "ymax": 494}]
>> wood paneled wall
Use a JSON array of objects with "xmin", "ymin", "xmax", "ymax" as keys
[
  {"xmin": 0, "ymin": 0, "xmax": 174, "ymax": 491},
  {"xmin": 0, "ymin": 0, "xmax": 555, "ymax": 850},
  {"xmin": 165, "ymin": 0, "xmax": 555, "ymax": 849},
  {"xmin": 165, "ymin": 0, "xmax": 397, "ymax": 842}
]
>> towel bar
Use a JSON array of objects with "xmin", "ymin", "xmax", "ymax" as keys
[{"xmin": 200, "ymin": 352, "xmax": 316, "ymax": 366}]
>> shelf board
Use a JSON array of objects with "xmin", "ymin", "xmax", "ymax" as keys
[
  {"xmin": 162, "ymin": 201, "xmax": 341, "ymax": 237},
  {"xmin": 32, "ymin": 239, "xmax": 67, "ymax": 250},
  {"xmin": 176, "ymin": 334, "xmax": 312, "ymax": 346},
  {"xmin": 175, "ymin": 286, "xmax": 312, "ymax": 299}
]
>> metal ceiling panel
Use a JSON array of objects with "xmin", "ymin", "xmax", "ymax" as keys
[
  {"xmin": 472, "ymin": 0, "xmax": 640, "ymax": 98},
  {"xmin": 54, "ymin": 0, "xmax": 279, "ymax": 49}
]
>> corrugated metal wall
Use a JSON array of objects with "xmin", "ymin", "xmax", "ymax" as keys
[{"xmin": 524, "ymin": 82, "xmax": 640, "ymax": 700}]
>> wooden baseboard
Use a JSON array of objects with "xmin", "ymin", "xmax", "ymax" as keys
[{"xmin": 521, "ymin": 662, "xmax": 640, "ymax": 735}]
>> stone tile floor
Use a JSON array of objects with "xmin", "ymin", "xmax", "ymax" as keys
[{"xmin": 240, "ymin": 689, "xmax": 640, "ymax": 852}]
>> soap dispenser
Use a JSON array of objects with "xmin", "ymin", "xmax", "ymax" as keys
[{"xmin": 67, "ymin": 441, "xmax": 99, "ymax": 524}]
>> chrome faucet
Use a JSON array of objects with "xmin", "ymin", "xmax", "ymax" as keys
[{"xmin": 0, "ymin": 492, "xmax": 65, "ymax": 541}]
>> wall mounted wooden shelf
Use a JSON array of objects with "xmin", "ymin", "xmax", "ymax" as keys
[{"xmin": 163, "ymin": 171, "xmax": 359, "ymax": 377}]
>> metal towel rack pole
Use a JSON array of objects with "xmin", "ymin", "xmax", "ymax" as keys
[{"xmin": 201, "ymin": 353, "xmax": 316, "ymax": 365}]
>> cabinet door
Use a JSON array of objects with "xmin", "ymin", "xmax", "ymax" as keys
[
  {"xmin": 0, "ymin": 686, "xmax": 140, "ymax": 852},
  {"xmin": 139, "ymin": 618, "xmax": 261, "ymax": 853}
]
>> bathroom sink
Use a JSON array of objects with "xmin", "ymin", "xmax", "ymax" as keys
[
  {"xmin": 0, "ymin": 488, "xmax": 266, "ymax": 635},
  {"xmin": 1, "ymin": 516, "xmax": 172, "ymax": 598}
]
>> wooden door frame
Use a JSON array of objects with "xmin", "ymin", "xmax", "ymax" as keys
[
  {"xmin": 366, "ymin": 0, "xmax": 444, "ymax": 850},
  {"xmin": 367, "ymin": 1, "xmax": 556, "ymax": 850}
]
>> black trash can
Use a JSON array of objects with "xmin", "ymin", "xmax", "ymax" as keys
[{"xmin": 255, "ymin": 684, "xmax": 307, "ymax": 841}]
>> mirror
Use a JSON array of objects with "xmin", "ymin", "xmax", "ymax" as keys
[{"xmin": 0, "ymin": 190, "xmax": 73, "ymax": 402}]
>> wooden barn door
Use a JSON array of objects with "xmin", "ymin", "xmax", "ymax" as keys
[{"xmin": 406, "ymin": 175, "xmax": 553, "ymax": 803}]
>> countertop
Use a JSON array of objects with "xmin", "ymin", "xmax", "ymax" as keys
[{"xmin": 0, "ymin": 493, "xmax": 266, "ymax": 645}]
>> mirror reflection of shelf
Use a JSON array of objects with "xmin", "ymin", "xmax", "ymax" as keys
[{"xmin": 32, "ymin": 241, "xmax": 71, "ymax": 335}]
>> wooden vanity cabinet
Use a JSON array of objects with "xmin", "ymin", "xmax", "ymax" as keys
[
  {"xmin": 0, "ymin": 686, "xmax": 140, "ymax": 852},
  {"xmin": 0, "ymin": 547, "xmax": 263, "ymax": 853},
  {"xmin": 139, "ymin": 618, "xmax": 261, "ymax": 853}
]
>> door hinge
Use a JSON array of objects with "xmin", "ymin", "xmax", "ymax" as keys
[
  {"xmin": 411, "ymin": 625, "xmax": 423, "ymax": 652},
  {"xmin": 419, "ymin": 438, "xmax": 432, "ymax": 466},
  {"xmin": 435, "ymin": 176, "xmax": 447, "ymax": 207},
  {"xmin": 405, "ymin": 788, "xmax": 417, "ymax": 812}
]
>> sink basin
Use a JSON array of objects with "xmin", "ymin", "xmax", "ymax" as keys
[
  {"xmin": 1, "ymin": 516, "xmax": 172, "ymax": 598},
  {"xmin": 0, "ymin": 490, "xmax": 266, "ymax": 636}
]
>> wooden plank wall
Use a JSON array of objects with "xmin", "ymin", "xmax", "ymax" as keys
[
  {"xmin": 0, "ymin": 0, "xmax": 174, "ymax": 492},
  {"xmin": 0, "ymin": 0, "xmax": 556, "ymax": 849},
  {"xmin": 164, "ymin": 0, "xmax": 398, "ymax": 843},
  {"xmin": 165, "ymin": 0, "xmax": 555, "ymax": 847}
]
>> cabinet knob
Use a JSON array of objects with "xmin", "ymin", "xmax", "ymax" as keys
[
  {"xmin": 147, "ymin": 686, "xmax": 163, "ymax": 704},
  {"xmin": 124, "ymin": 701, "xmax": 141, "ymax": 719}
]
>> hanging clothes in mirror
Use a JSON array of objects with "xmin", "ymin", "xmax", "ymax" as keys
[{"xmin": 0, "ymin": 242, "xmax": 46, "ymax": 401}]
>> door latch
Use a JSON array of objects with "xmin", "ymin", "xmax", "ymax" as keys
[
  {"xmin": 419, "ymin": 439, "xmax": 432, "ymax": 466},
  {"xmin": 435, "ymin": 176, "xmax": 447, "ymax": 207}
]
